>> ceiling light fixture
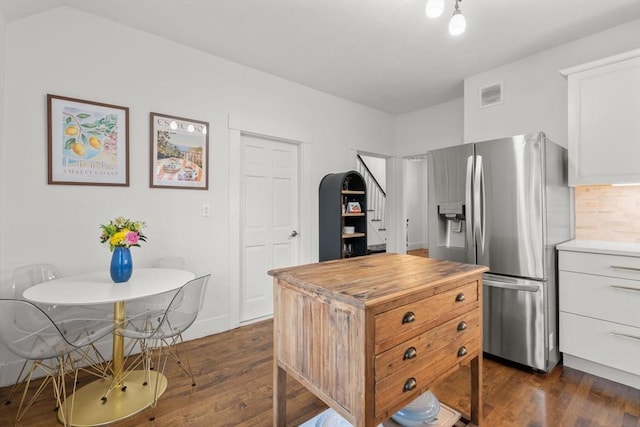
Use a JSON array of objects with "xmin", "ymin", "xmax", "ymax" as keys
[
  {"xmin": 425, "ymin": 0, "xmax": 444, "ymax": 18},
  {"xmin": 448, "ymin": 0, "xmax": 466, "ymax": 36},
  {"xmin": 425, "ymin": 0, "xmax": 466, "ymax": 36}
]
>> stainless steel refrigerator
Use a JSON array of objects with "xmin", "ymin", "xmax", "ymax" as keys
[{"xmin": 427, "ymin": 132, "xmax": 572, "ymax": 372}]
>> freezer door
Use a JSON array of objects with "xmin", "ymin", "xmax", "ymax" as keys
[
  {"xmin": 474, "ymin": 133, "xmax": 545, "ymax": 280},
  {"xmin": 483, "ymin": 274, "xmax": 548, "ymax": 371},
  {"xmin": 427, "ymin": 144, "xmax": 475, "ymax": 265}
]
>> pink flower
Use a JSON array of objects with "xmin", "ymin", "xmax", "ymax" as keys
[{"xmin": 125, "ymin": 231, "xmax": 140, "ymax": 245}]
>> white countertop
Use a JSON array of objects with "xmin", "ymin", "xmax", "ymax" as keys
[{"xmin": 557, "ymin": 239, "xmax": 640, "ymax": 257}]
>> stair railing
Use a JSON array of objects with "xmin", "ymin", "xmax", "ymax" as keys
[{"xmin": 356, "ymin": 155, "xmax": 386, "ymax": 233}]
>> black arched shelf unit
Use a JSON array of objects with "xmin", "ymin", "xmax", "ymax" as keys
[{"xmin": 319, "ymin": 171, "xmax": 367, "ymax": 261}]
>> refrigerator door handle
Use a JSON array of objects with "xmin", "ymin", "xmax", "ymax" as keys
[
  {"xmin": 474, "ymin": 155, "xmax": 485, "ymax": 251},
  {"xmin": 465, "ymin": 155, "xmax": 474, "ymax": 246},
  {"xmin": 484, "ymin": 278, "xmax": 540, "ymax": 293},
  {"xmin": 480, "ymin": 157, "xmax": 486, "ymax": 249}
]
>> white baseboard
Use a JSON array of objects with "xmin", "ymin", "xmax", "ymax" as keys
[
  {"xmin": 239, "ymin": 313, "xmax": 274, "ymax": 328},
  {"xmin": 563, "ymin": 354, "xmax": 640, "ymax": 389}
]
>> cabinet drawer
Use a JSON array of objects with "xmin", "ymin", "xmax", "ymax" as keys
[
  {"xmin": 559, "ymin": 271, "xmax": 640, "ymax": 327},
  {"xmin": 375, "ymin": 335, "xmax": 479, "ymax": 419},
  {"xmin": 375, "ymin": 310, "xmax": 480, "ymax": 381},
  {"xmin": 559, "ymin": 251, "xmax": 640, "ymax": 281},
  {"xmin": 560, "ymin": 312, "xmax": 640, "ymax": 376},
  {"xmin": 375, "ymin": 281, "xmax": 478, "ymax": 349}
]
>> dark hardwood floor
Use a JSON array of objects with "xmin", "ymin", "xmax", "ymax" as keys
[{"xmin": 1, "ymin": 318, "xmax": 638, "ymax": 427}]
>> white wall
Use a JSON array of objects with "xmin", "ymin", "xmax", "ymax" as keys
[
  {"xmin": 395, "ymin": 97, "xmax": 464, "ymax": 157},
  {"xmin": 394, "ymin": 97, "xmax": 464, "ymax": 250},
  {"xmin": 0, "ymin": 6, "xmax": 395, "ymax": 385},
  {"xmin": 464, "ymin": 19, "xmax": 640, "ymax": 145}
]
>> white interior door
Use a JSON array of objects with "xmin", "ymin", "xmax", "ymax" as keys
[{"xmin": 241, "ymin": 134, "xmax": 299, "ymax": 323}]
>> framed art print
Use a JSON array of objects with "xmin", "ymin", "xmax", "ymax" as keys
[
  {"xmin": 150, "ymin": 112, "xmax": 209, "ymax": 190},
  {"xmin": 47, "ymin": 94, "xmax": 129, "ymax": 186}
]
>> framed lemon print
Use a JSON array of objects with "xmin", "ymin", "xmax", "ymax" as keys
[
  {"xmin": 150, "ymin": 112, "xmax": 209, "ymax": 190},
  {"xmin": 47, "ymin": 94, "xmax": 129, "ymax": 186}
]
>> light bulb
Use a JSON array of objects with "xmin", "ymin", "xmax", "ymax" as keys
[
  {"xmin": 169, "ymin": 121, "xmax": 178, "ymax": 130},
  {"xmin": 449, "ymin": 9, "xmax": 466, "ymax": 35},
  {"xmin": 425, "ymin": 0, "xmax": 444, "ymax": 18},
  {"xmin": 187, "ymin": 124, "xmax": 195, "ymax": 133}
]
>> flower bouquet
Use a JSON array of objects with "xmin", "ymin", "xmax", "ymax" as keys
[
  {"xmin": 99, "ymin": 217, "xmax": 147, "ymax": 283},
  {"xmin": 99, "ymin": 216, "xmax": 147, "ymax": 251}
]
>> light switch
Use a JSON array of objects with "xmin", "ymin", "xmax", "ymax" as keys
[{"xmin": 202, "ymin": 204, "xmax": 211, "ymax": 217}]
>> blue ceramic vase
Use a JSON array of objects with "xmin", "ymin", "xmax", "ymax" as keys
[{"xmin": 110, "ymin": 246, "xmax": 133, "ymax": 283}]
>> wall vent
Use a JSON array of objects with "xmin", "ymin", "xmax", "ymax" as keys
[{"xmin": 480, "ymin": 82, "xmax": 503, "ymax": 108}]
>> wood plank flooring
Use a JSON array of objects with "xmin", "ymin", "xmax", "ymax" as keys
[
  {"xmin": 407, "ymin": 248, "xmax": 429, "ymax": 258},
  {"xmin": 1, "ymin": 318, "xmax": 638, "ymax": 427}
]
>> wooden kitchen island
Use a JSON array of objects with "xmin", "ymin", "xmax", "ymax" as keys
[{"xmin": 269, "ymin": 253, "xmax": 488, "ymax": 427}]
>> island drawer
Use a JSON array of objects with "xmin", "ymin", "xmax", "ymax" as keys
[
  {"xmin": 375, "ymin": 310, "xmax": 480, "ymax": 381},
  {"xmin": 375, "ymin": 334, "xmax": 480, "ymax": 419},
  {"xmin": 374, "ymin": 281, "xmax": 478, "ymax": 349}
]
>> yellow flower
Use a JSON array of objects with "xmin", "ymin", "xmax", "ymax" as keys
[{"xmin": 109, "ymin": 229, "xmax": 129, "ymax": 246}]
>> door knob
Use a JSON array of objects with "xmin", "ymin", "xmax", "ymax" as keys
[{"xmin": 289, "ymin": 230, "xmax": 298, "ymax": 238}]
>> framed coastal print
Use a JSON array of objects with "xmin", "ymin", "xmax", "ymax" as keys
[
  {"xmin": 150, "ymin": 112, "xmax": 209, "ymax": 190},
  {"xmin": 47, "ymin": 94, "xmax": 129, "ymax": 186}
]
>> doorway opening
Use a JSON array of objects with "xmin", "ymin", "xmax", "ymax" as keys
[
  {"xmin": 404, "ymin": 154, "xmax": 429, "ymax": 255},
  {"xmin": 356, "ymin": 154, "xmax": 387, "ymax": 254}
]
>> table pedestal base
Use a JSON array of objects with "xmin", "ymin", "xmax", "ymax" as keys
[{"xmin": 59, "ymin": 370, "xmax": 168, "ymax": 426}]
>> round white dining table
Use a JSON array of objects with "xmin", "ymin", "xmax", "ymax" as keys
[
  {"xmin": 23, "ymin": 268, "xmax": 196, "ymax": 426},
  {"xmin": 23, "ymin": 268, "xmax": 195, "ymax": 305}
]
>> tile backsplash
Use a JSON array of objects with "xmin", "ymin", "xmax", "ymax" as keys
[{"xmin": 574, "ymin": 185, "xmax": 640, "ymax": 243}]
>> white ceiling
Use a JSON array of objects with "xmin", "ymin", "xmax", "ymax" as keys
[{"xmin": 1, "ymin": 0, "xmax": 639, "ymax": 114}]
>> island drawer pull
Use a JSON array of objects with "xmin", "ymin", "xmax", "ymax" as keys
[
  {"xmin": 455, "ymin": 293, "xmax": 466, "ymax": 302},
  {"xmin": 402, "ymin": 311, "xmax": 416, "ymax": 324},
  {"xmin": 457, "ymin": 346, "xmax": 468, "ymax": 357},
  {"xmin": 610, "ymin": 285, "xmax": 640, "ymax": 293},
  {"xmin": 610, "ymin": 265, "xmax": 640, "ymax": 273},
  {"xmin": 457, "ymin": 321, "xmax": 468, "ymax": 331},
  {"xmin": 403, "ymin": 347, "xmax": 417, "ymax": 360},
  {"xmin": 403, "ymin": 378, "xmax": 417, "ymax": 392}
]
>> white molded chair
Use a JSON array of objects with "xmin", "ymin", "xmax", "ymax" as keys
[
  {"xmin": 124, "ymin": 256, "xmax": 188, "ymax": 320},
  {"xmin": 3, "ymin": 264, "xmax": 112, "ymax": 407},
  {"xmin": 3, "ymin": 264, "xmax": 112, "ymax": 409},
  {"xmin": 4, "ymin": 263, "xmax": 62, "ymax": 300},
  {"xmin": 0, "ymin": 299, "xmax": 114, "ymax": 426},
  {"xmin": 117, "ymin": 275, "xmax": 210, "ymax": 420}
]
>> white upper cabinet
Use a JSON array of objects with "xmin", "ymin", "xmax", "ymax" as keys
[{"xmin": 561, "ymin": 50, "xmax": 640, "ymax": 186}]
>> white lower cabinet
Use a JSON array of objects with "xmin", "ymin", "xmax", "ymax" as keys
[
  {"xmin": 557, "ymin": 240, "xmax": 640, "ymax": 389},
  {"xmin": 560, "ymin": 312, "xmax": 640, "ymax": 376}
]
